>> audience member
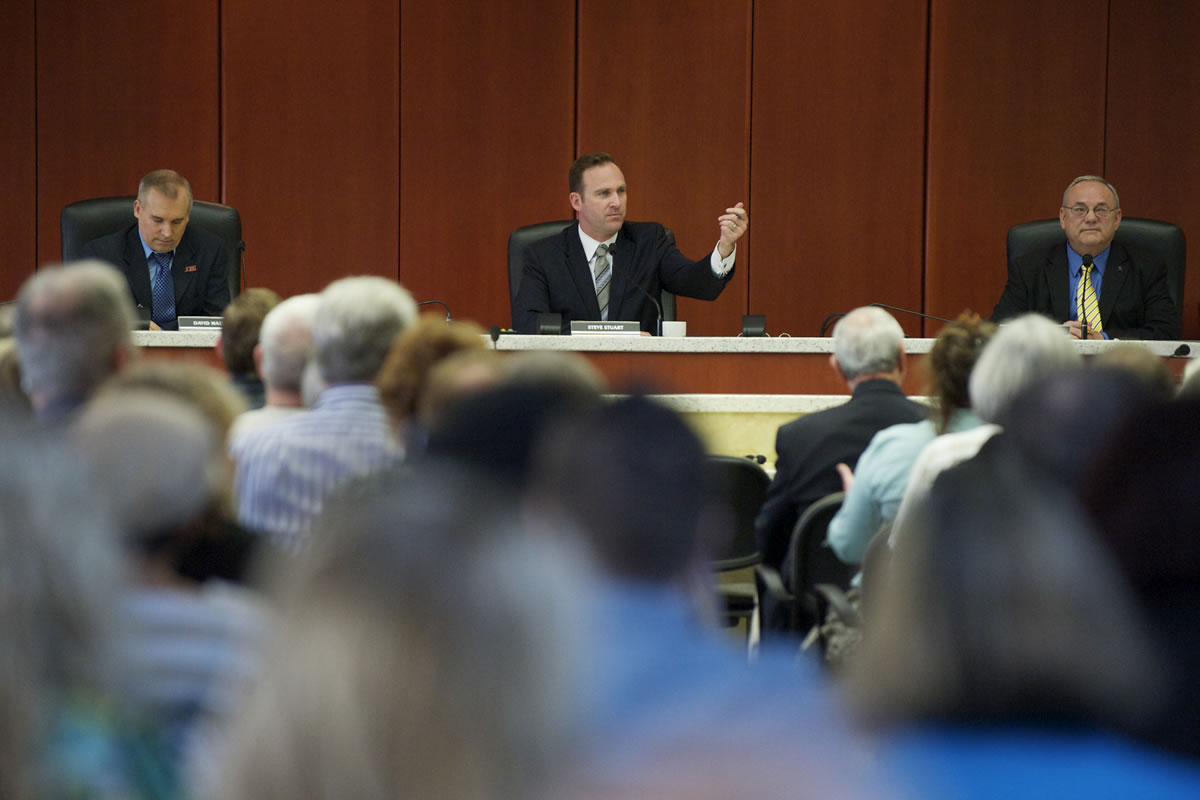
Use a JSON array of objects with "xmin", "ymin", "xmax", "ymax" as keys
[
  {"xmin": 848, "ymin": 448, "xmax": 1200, "ymax": 796},
  {"xmin": 228, "ymin": 293, "xmax": 320, "ymax": 439},
  {"xmin": 992, "ymin": 175, "xmax": 1178, "ymax": 339},
  {"xmin": 375, "ymin": 314, "xmax": 487, "ymax": 447},
  {"xmin": 527, "ymin": 396, "xmax": 870, "ymax": 794},
  {"xmin": 81, "ymin": 169, "xmax": 230, "ymax": 330},
  {"xmin": 216, "ymin": 288, "xmax": 281, "ymax": 409},
  {"xmin": 827, "ymin": 315, "xmax": 994, "ymax": 566},
  {"xmin": 233, "ymin": 276, "xmax": 417, "ymax": 550},
  {"xmin": 0, "ymin": 417, "xmax": 175, "ymax": 799},
  {"xmin": 14, "ymin": 260, "xmax": 136, "ymax": 422},
  {"xmin": 889, "ymin": 313, "xmax": 1079, "ymax": 546},
  {"xmin": 71, "ymin": 393, "xmax": 266, "ymax": 780},
  {"xmin": 213, "ymin": 463, "xmax": 583, "ymax": 800},
  {"xmin": 1084, "ymin": 397, "xmax": 1200, "ymax": 760},
  {"xmin": 512, "ymin": 152, "xmax": 742, "ymax": 334},
  {"xmin": 1092, "ymin": 341, "xmax": 1175, "ymax": 400},
  {"xmin": 755, "ymin": 306, "xmax": 926, "ymax": 572}
]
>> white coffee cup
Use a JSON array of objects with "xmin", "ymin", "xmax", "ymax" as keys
[{"xmin": 662, "ymin": 320, "xmax": 687, "ymax": 337}]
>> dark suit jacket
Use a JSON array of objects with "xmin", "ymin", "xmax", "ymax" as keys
[
  {"xmin": 512, "ymin": 221, "xmax": 733, "ymax": 334},
  {"xmin": 991, "ymin": 241, "xmax": 1178, "ymax": 340},
  {"xmin": 81, "ymin": 223, "xmax": 231, "ymax": 330},
  {"xmin": 754, "ymin": 379, "xmax": 927, "ymax": 571}
]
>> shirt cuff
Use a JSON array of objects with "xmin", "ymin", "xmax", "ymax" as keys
[{"xmin": 710, "ymin": 244, "xmax": 736, "ymax": 276}]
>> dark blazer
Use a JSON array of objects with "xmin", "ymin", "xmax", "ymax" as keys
[
  {"xmin": 512, "ymin": 221, "xmax": 733, "ymax": 334},
  {"xmin": 754, "ymin": 379, "xmax": 927, "ymax": 571},
  {"xmin": 992, "ymin": 241, "xmax": 1178, "ymax": 340},
  {"xmin": 81, "ymin": 223, "xmax": 231, "ymax": 329}
]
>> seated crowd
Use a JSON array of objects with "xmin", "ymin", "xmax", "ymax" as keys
[{"xmin": 2, "ymin": 260, "xmax": 1200, "ymax": 798}]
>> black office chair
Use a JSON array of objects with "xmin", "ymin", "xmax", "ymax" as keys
[
  {"xmin": 705, "ymin": 454, "xmax": 770, "ymax": 628},
  {"xmin": 507, "ymin": 220, "xmax": 676, "ymax": 328},
  {"xmin": 755, "ymin": 492, "xmax": 856, "ymax": 638},
  {"xmin": 1006, "ymin": 217, "xmax": 1186, "ymax": 333},
  {"xmin": 61, "ymin": 196, "xmax": 245, "ymax": 299}
]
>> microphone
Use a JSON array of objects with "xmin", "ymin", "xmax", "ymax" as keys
[
  {"xmin": 630, "ymin": 282, "xmax": 663, "ymax": 336},
  {"xmin": 417, "ymin": 300, "xmax": 452, "ymax": 322},
  {"xmin": 1172, "ymin": 343, "xmax": 1191, "ymax": 358},
  {"xmin": 868, "ymin": 303, "xmax": 954, "ymax": 325},
  {"xmin": 819, "ymin": 312, "xmax": 846, "ymax": 337},
  {"xmin": 744, "ymin": 454, "xmax": 766, "ymax": 464},
  {"xmin": 489, "ymin": 326, "xmax": 501, "ymax": 349}
]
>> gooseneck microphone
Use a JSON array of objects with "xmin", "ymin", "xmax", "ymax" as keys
[
  {"xmin": 489, "ymin": 326, "xmax": 501, "ymax": 349},
  {"xmin": 821, "ymin": 304, "xmax": 954, "ymax": 336},
  {"xmin": 631, "ymin": 282, "xmax": 663, "ymax": 336},
  {"xmin": 417, "ymin": 300, "xmax": 452, "ymax": 322}
]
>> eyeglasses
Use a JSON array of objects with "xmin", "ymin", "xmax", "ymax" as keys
[{"xmin": 1062, "ymin": 205, "xmax": 1117, "ymax": 220}]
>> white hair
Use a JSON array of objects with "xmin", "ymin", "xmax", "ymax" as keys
[
  {"xmin": 832, "ymin": 306, "xmax": 905, "ymax": 380},
  {"xmin": 312, "ymin": 277, "xmax": 418, "ymax": 384},
  {"xmin": 15, "ymin": 260, "xmax": 135, "ymax": 410},
  {"xmin": 969, "ymin": 314, "xmax": 1082, "ymax": 423},
  {"xmin": 260, "ymin": 294, "xmax": 321, "ymax": 392}
]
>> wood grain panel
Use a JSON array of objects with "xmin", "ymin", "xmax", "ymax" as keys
[
  {"xmin": 1105, "ymin": 1, "xmax": 1200, "ymax": 340},
  {"xmin": 35, "ymin": 1, "xmax": 220, "ymax": 267},
  {"xmin": 749, "ymin": 0, "xmax": 928, "ymax": 338},
  {"xmin": 925, "ymin": 2, "xmax": 1107, "ymax": 332},
  {"xmin": 223, "ymin": 0, "xmax": 399, "ymax": 298},
  {"xmin": 577, "ymin": 0, "xmax": 752, "ymax": 336},
  {"xmin": 0, "ymin": 0, "xmax": 35, "ymax": 297},
  {"xmin": 400, "ymin": 1, "xmax": 575, "ymax": 330}
]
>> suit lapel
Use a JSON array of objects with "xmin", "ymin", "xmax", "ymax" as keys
[
  {"xmin": 171, "ymin": 229, "xmax": 198, "ymax": 305},
  {"xmin": 566, "ymin": 224, "xmax": 602, "ymax": 319},
  {"xmin": 1098, "ymin": 242, "xmax": 1130, "ymax": 324},
  {"xmin": 123, "ymin": 227, "xmax": 153, "ymax": 308},
  {"xmin": 1045, "ymin": 244, "xmax": 1072, "ymax": 321}
]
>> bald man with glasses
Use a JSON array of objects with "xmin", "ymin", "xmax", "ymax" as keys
[{"xmin": 993, "ymin": 176, "xmax": 1178, "ymax": 340}]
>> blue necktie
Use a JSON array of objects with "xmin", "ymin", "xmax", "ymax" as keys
[{"xmin": 150, "ymin": 252, "xmax": 176, "ymax": 328}]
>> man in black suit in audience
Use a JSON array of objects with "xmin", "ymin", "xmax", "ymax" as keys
[
  {"xmin": 992, "ymin": 175, "xmax": 1178, "ymax": 340},
  {"xmin": 81, "ymin": 169, "xmax": 231, "ymax": 330},
  {"xmin": 512, "ymin": 153, "xmax": 744, "ymax": 334},
  {"xmin": 755, "ymin": 306, "xmax": 927, "ymax": 573}
]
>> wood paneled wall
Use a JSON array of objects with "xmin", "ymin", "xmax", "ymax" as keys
[{"xmin": 7, "ymin": 2, "xmax": 1200, "ymax": 340}]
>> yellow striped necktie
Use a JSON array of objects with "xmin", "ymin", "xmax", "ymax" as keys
[{"xmin": 1076, "ymin": 258, "xmax": 1103, "ymax": 334}]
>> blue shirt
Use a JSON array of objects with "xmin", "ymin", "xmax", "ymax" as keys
[
  {"xmin": 1067, "ymin": 243, "xmax": 1111, "ymax": 338},
  {"xmin": 139, "ymin": 234, "xmax": 174, "ymax": 274},
  {"xmin": 827, "ymin": 409, "xmax": 983, "ymax": 566},
  {"xmin": 232, "ymin": 383, "xmax": 401, "ymax": 551}
]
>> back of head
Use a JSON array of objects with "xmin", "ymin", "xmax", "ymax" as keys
[
  {"xmin": 220, "ymin": 288, "xmax": 281, "ymax": 375},
  {"xmin": 259, "ymin": 293, "xmax": 321, "ymax": 393},
  {"xmin": 1092, "ymin": 343, "xmax": 1174, "ymax": 401},
  {"xmin": 969, "ymin": 313, "xmax": 1081, "ymax": 422},
  {"xmin": 0, "ymin": 417, "xmax": 124, "ymax": 797},
  {"xmin": 530, "ymin": 395, "xmax": 707, "ymax": 583},
  {"xmin": 832, "ymin": 306, "xmax": 904, "ymax": 381},
  {"xmin": 997, "ymin": 367, "xmax": 1158, "ymax": 495},
  {"xmin": 925, "ymin": 315, "xmax": 995, "ymax": 432},
  {"xmin": 1084, "ymin": 397, "xmax": 1200, "ymax": 594},
  {"xmin": 217, "ymin": 463, "xmax": 582, "ymax": 800},
  {"xmin": 14, "ymin": 260, "xmax": 135, "ymax": 417},
  {"xmin": 376, "ymin": 315, "xmax": 487, "ymax": 427},
  {"xmin": 850, "ymin": 445, "xmax": 1157, "ymax": 731},
  {"xmin": 426, "ymin": 380, "xmax": 601, "ymax": 492},
  {"xmin": 101, "ymin": 359, "xmax": 247, "ymax": 441},
  {"xmin": 72, "ymin": 391, "xmax": 226, "ymax": 554},
  {"xmin": 312, "ymin": 276, "xmax": 418, "ymax": 384}
]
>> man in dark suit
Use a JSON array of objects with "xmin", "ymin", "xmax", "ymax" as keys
[
  {"xmin": 81, "ymin": 169, "xmax": 231, "ymax": 330},
  {"xmin": 512, "ymin": 153, "xmax": 744, "ymax": 334},
  {"xmin": 754, "ymin": 306, "xmax": 927, "ymax": 572},
  {"xmin": 992, "ymin": 175, "xmax": 1178, "ymax": 340}
]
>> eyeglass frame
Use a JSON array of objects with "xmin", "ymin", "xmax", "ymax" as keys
[{"xmin": 1061, "ymin": 204, "xmax": 1119, "ymax": 220}]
